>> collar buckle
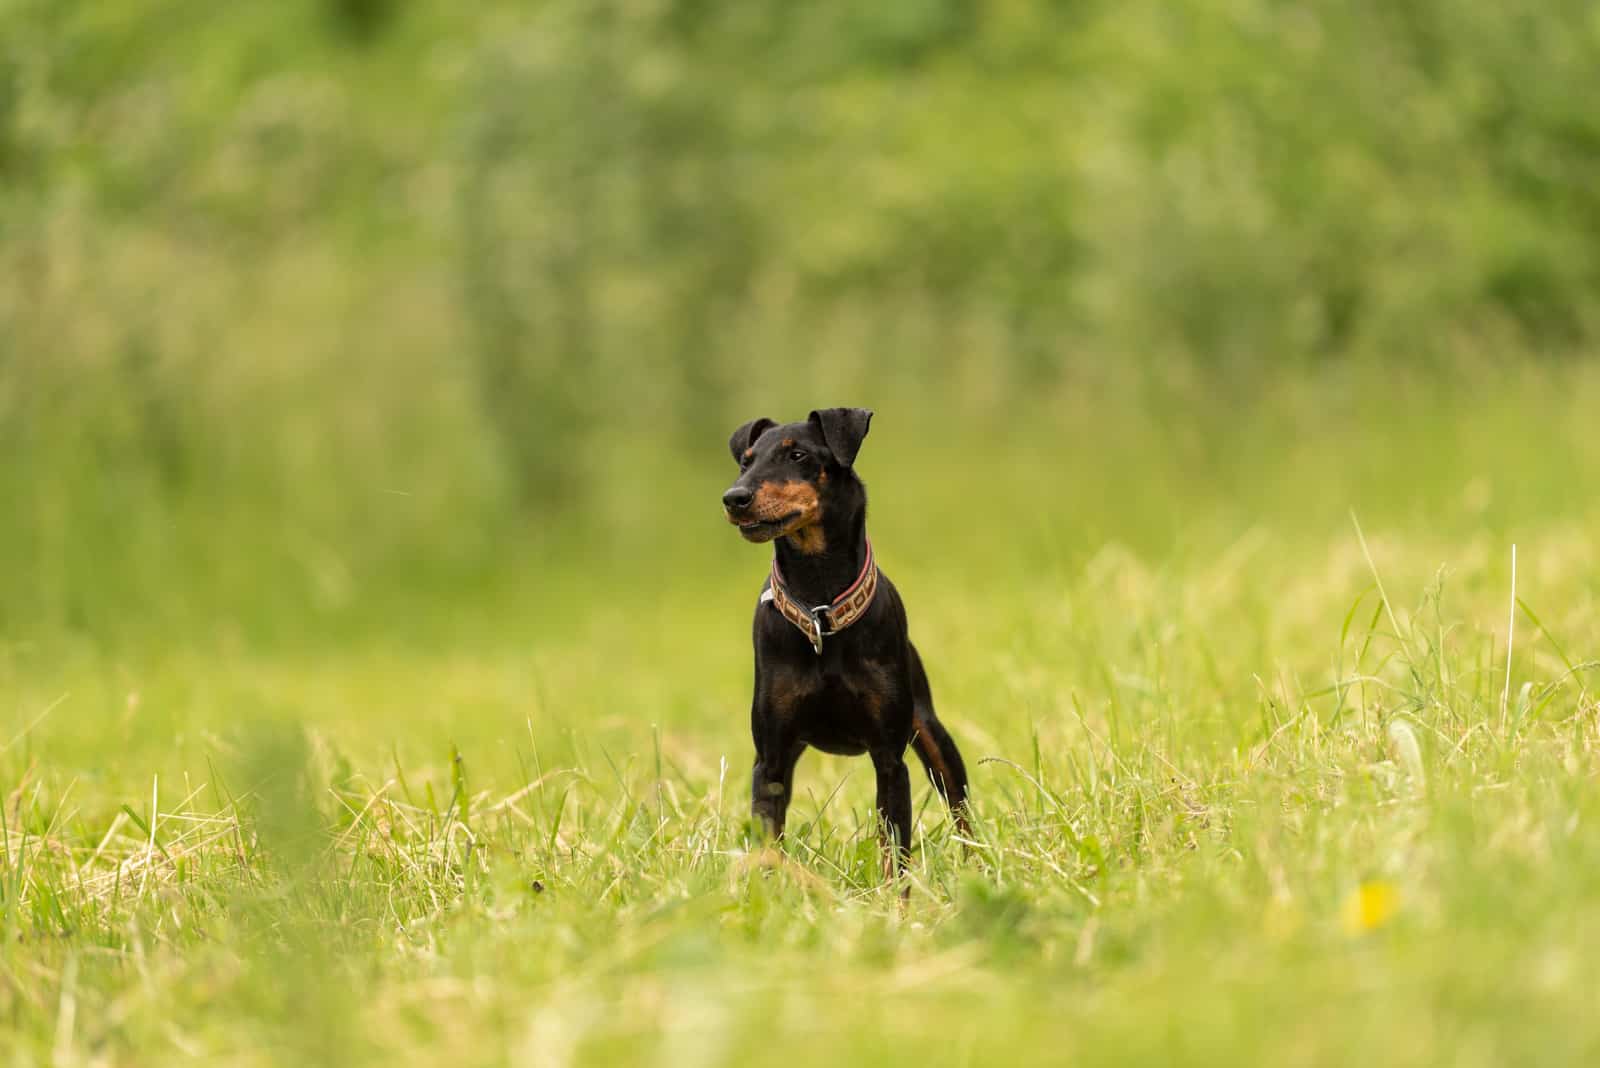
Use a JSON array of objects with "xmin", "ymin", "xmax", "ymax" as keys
[{"xmin": 805, "ymin": 604, "xmax": 832, "ymax": 655}]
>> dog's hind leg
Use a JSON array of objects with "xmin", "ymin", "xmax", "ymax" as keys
[{"xmin": 907, "ymin": 642, "xmax": 971, "ymax": 831}]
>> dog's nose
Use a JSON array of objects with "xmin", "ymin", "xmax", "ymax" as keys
[{"xmin": 722, "ymin": 486, "xmax": 754, "ymax": 512}]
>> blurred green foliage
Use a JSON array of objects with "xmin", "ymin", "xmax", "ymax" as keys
[{"xmin": 4, "ymin": 0, "xmax": 1600, "ymax": 633}]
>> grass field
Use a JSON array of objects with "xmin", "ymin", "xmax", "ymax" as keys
[
  {"xmin": 4, "ymin": 366, "xmax": 1600, "ymax": 1065},
  {"xmin": 8, "ymin": 2, "xmax": 1600, "ymax": 1062}
]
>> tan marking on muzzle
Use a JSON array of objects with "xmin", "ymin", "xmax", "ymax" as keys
[{"xmin": 752, "ymin": 480, "xmax": 820, "ymax": 521}]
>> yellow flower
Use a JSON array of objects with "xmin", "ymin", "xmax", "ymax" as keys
[{"xmin": 1341, "ymin": 880, "xmax": 1399, "ymax": 934}]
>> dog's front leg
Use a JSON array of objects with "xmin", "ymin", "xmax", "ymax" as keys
[
  {"xmin": 751, "ymin": 730, "xmax": 803, "ymax": 840},
  {"xmin": 871, "ymin": 747, "xmax": 913, "ymax": 879}
]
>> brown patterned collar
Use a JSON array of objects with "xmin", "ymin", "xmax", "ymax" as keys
[{"xmin": 760, "ymin": 537, "xmax": 879, "ymax": 655}]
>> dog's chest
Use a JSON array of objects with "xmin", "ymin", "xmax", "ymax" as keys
[{"xmin": 768, "ymin": 657, "xmax": 900, "ymax": 752}]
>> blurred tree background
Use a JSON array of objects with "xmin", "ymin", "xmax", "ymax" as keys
[{"xmin": 4, "ymin": 0, "xmax": 1600, "ymax": 637}]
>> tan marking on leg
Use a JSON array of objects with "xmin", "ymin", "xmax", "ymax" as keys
[
  {"xmin": 914, "ymin": 723, "xmax": 953, "ymax": 788},
  {"xmin": 915, "ymin": 716, "xmax": 972, "ymax": 833}
]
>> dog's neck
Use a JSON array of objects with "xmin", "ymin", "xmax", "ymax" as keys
[{"xmin": 773, "ymin": 492, "xmax": 869, "ymax": 608}]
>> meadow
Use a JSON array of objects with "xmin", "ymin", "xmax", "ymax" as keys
[
  {"xmin": 6, "ymin": 365, "xmax": 1600, "ymax": 1065},
  {"xmin": 8, "ymin": 1, "xmax": 1600, "ymax": 1063}
]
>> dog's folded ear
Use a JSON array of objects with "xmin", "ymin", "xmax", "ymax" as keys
[
  {"xmin": 728, "ymin": 417, "xmax": 777, "ymax": 462},
  {"xmin": 808, "ymin": 407, "xmax": 874, "ymax": 468}
]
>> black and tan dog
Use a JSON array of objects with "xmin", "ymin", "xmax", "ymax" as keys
[{"xmin": 722, "ymin": 407, "xmax": 970, "ymax": 875}]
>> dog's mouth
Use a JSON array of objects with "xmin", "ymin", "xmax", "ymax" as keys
[{"xmin": 729, "ymin": 511, "xmax": 802, "ymax": 542}]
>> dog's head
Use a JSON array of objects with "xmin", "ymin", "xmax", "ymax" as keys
[{"xmin": 720, "ymin": 408, "xmax": 873, "ymax": 550}]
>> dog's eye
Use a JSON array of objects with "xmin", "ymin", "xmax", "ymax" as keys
[{"xmin": 789, "ymin": 450, "xmax": 807, "ymax": 463}]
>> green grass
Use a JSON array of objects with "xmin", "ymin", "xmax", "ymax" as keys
[
  {"xmin": 5, "ymin": 369, "xmax": 1600, "ymax": 1065},
  {"xmin": 8, "ymin": 1, "xmax": 1600, "ymax": 1060}
]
